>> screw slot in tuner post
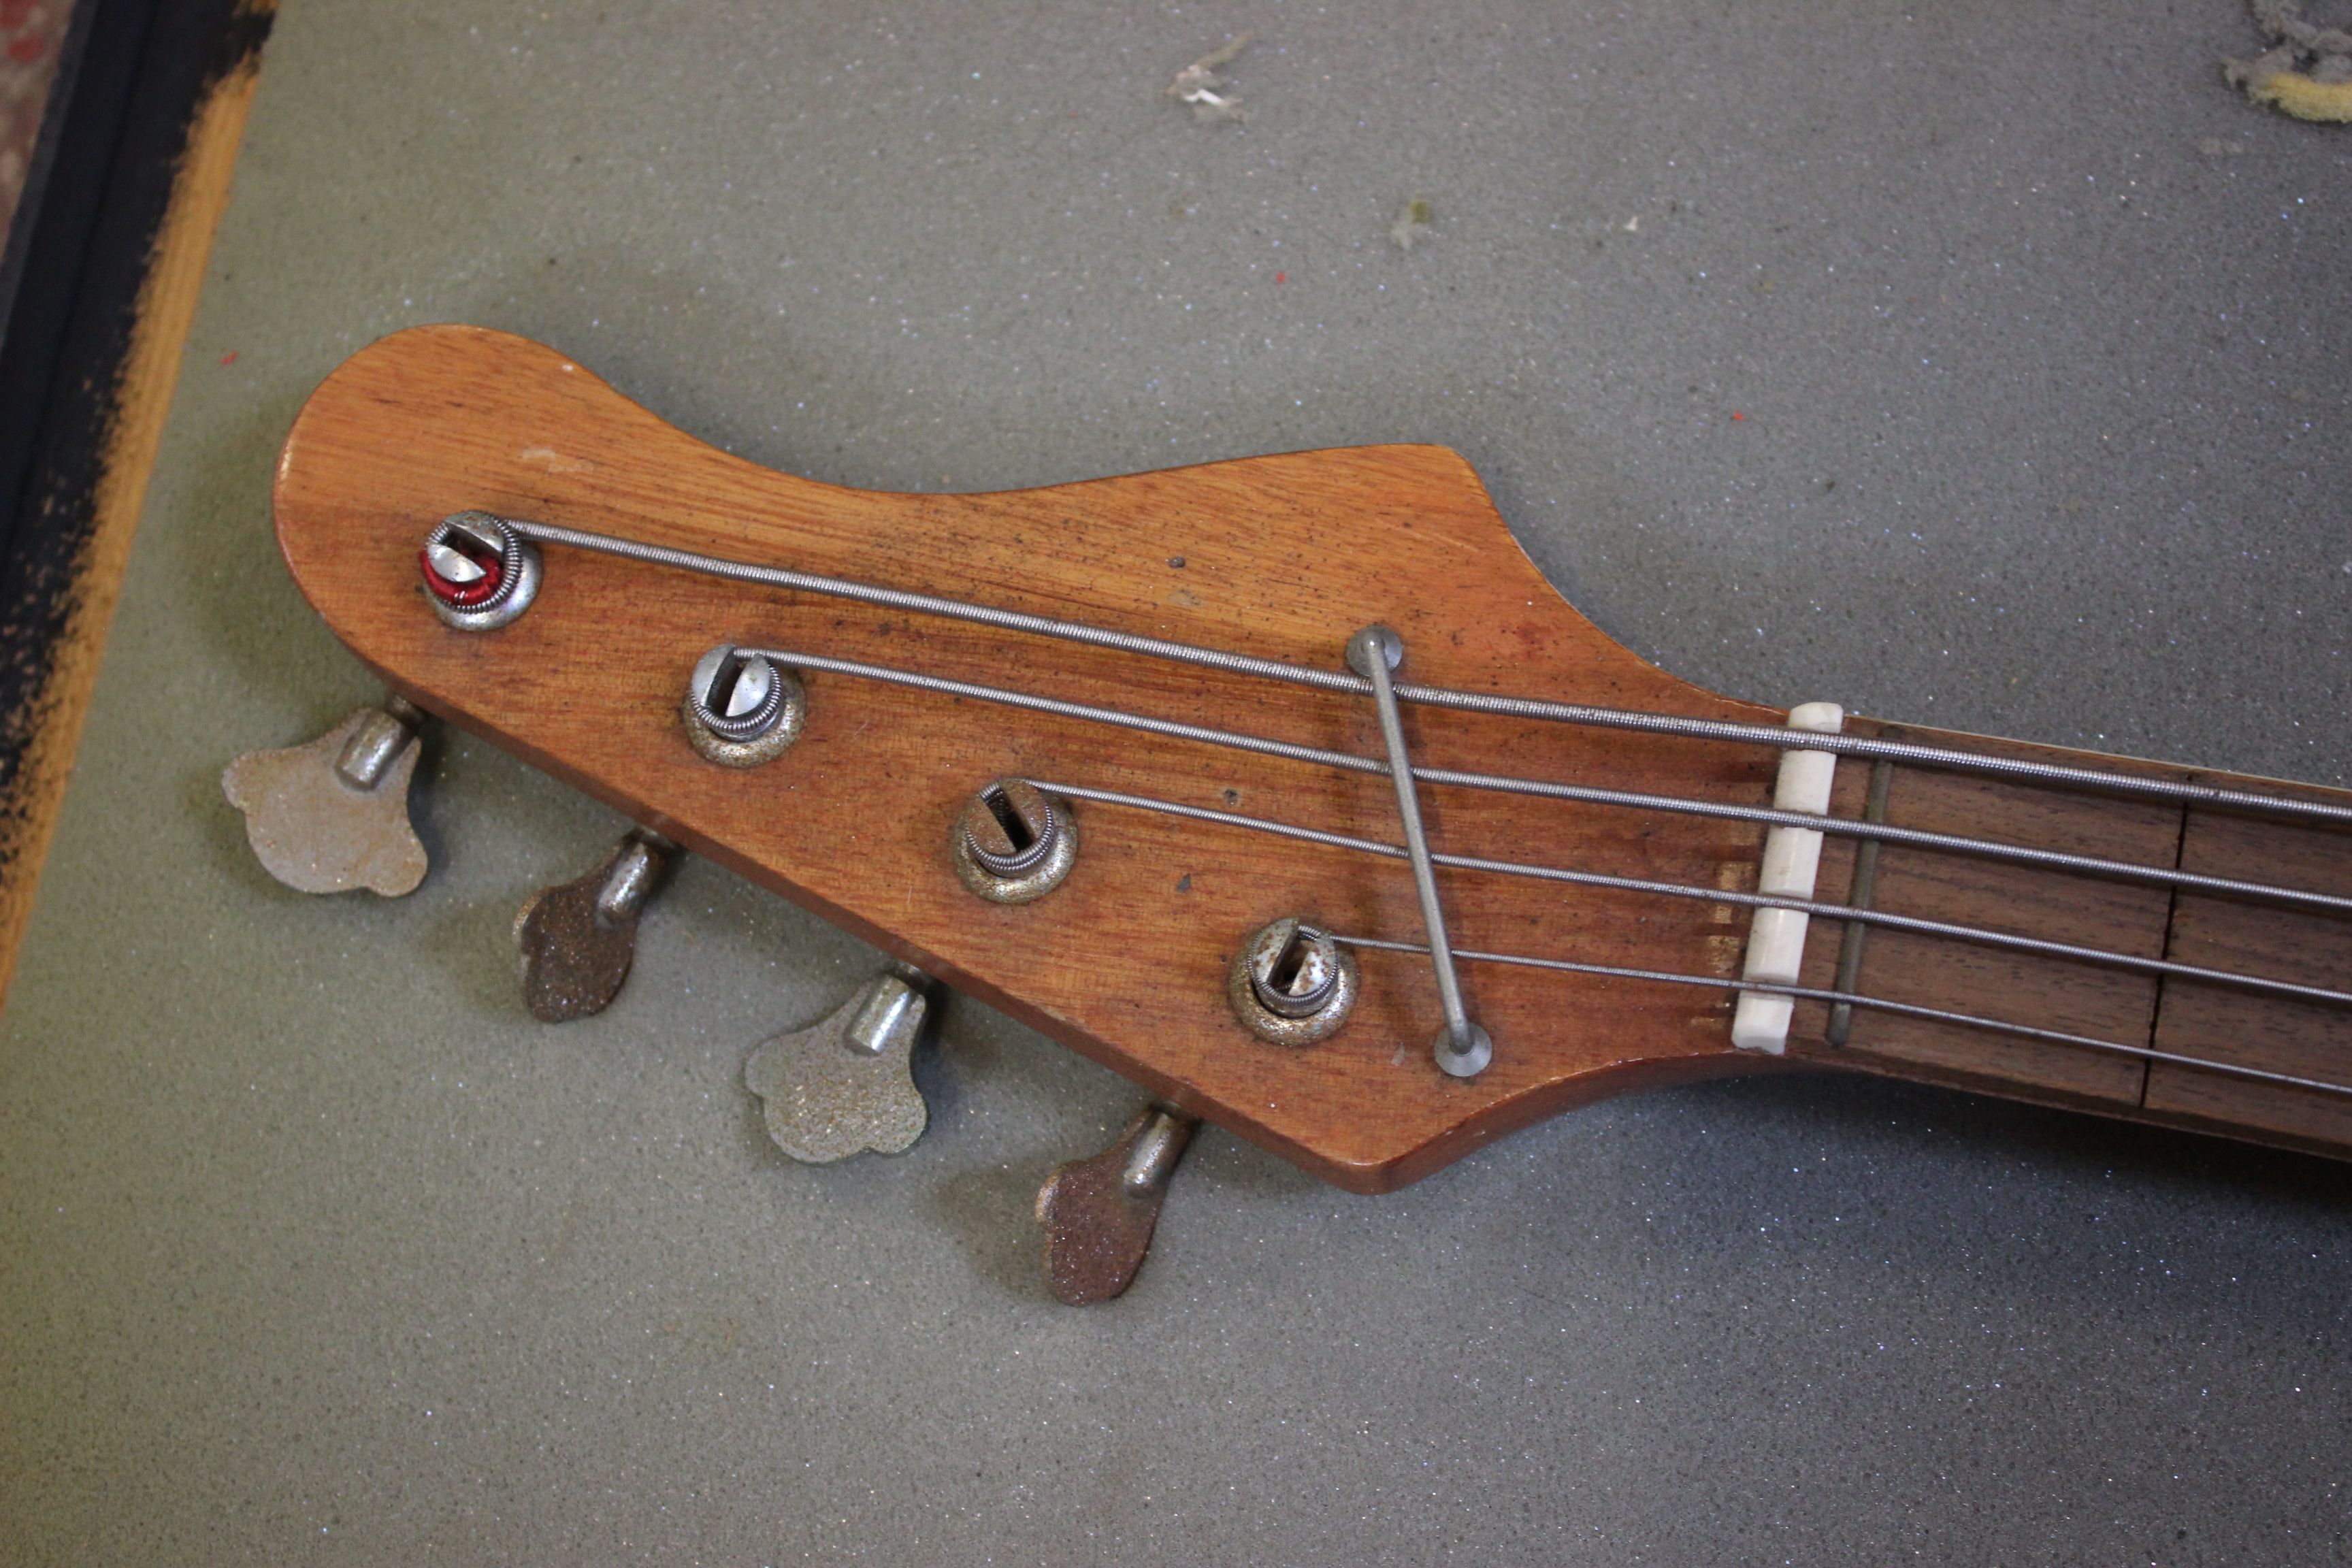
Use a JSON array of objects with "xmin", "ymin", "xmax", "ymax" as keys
[
  {"xmin": 419, "ymin": 512, "xmax": 540, "ymax": 631},
  {"xmin": 952, "ymin": 779, "xmax": 1078, "ymax": 903},
  {"xmin": 1228, "ymin": 917, "xmax": 1358, "ymax": 1045},
  {"xmin": 682, "ymin": 645, "xmax": 806, "ymax": 766}
]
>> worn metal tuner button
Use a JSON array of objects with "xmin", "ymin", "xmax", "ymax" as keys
[
  {"xmin": 514, "ymin": 828, "xmax": 680, "ymax": 1022},
  {"xmin": 222, "ymin": 696, "xmax": 430, "ymax": 896},
  {"xmin": 420, "ymin": 512, "xmax": 540, "ymax": 631},
  {"xmin": 1228, "ymin": 917, "xmax": 1359, "ymax": 1045},
  {"xmin": 744, "ymin": 969, "xmax": 932, "ymax": 1164},
  {"xmin": 682, "ymin": 645, "xmax": 805, "ymax": 766},
  {"xmin": 1035, "ymin": 1106, "xmax": 1199, "ymax": 1305},
  {"xmin": 951, "ymin": 778, "xmax": 1078, "ymax": 903}
]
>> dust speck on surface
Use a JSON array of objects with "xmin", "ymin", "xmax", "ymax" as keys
[
  {"xmin": 1167, "ymin": 33, "xmax": 1253, "ymax": 123},
  {"xmin": 1390, "ymin": 196, "xmax": 1433, "ymax": 250}
]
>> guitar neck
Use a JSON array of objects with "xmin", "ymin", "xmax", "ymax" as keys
[
  {"xmin": 264, "ymin": 326, "xmax": 2352, "ymax": 1190},
  {"xmin": 1786, "ymin": 719, "xmax": 2352, "ymax": 1161}
]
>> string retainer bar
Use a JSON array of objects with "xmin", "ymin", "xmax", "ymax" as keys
[{"xmin": 1348, "ymin": 623, "xmax": 1492, "ymax": 1078}]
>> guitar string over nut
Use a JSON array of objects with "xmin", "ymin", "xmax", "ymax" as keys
[
  {"xmin": 420, "ymin": 512, "xmax": 540, "ymax": 631},
  {"xmin": 1228, "ymin": 917, "xmax": 1359, "ymax": 1046},
  {"xmin": 682, "ymin": 644, "xmax": 805, "ymax": 766},
  {"xmin": 953, "ymin": 778, "xmax": 1078, "ymax": 903}
]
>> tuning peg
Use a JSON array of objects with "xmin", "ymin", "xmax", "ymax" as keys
[
  {"xmin": 1035, "ymin": 1105, "xmax": 1198, "ymax": 1305},
  {"xmin": 744, "ymin": 967, "xmax": 933, "ymax": 1163},
  {"xmin": 514, "ymin": 828, "xmax": 680, "ymax": 1022},
  {"xmin": 223, "ymin": 694, "xmax": 429, "ymax": 896}
]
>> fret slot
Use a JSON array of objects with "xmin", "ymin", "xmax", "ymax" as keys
[
  {"xmin": 1825, "ymin": 758, "xmax": 1895, "ymax": 1047},
  {"xmin": 1799, "ymin": 762, "xmax": 2178, "ymax": 1108},
  {"xmin": 2145, "ymin": 807, "xmax": 2352, "ymax": 1151}
]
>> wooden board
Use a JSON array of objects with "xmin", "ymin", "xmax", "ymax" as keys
[
  {"xmin": 0, "ymin": 0, "xmax": 278, "ymax": 1006},
  {"xmin": 1821, "ymin": 745, "xmax": 2176, "ymax": 1109}
]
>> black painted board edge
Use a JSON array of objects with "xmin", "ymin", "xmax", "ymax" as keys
[
  {"xmin": 0, "ymin": 0, "xmax": 273, "ymax": 883},
  {"xmin": 0, "ymin": 0, "xmax": 101, "ymax": 350}
]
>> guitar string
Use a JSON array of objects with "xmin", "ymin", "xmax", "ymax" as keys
[
  {"xmin": 751, "ymin": 645, "xmax": 2352, "ymax": 1074},
  {"xmin": 1021, "ymin": 779, "xmax": 2352, "ymax": 1011},
  {"xmin": 505, "ymin": 517, "xmax": 2352, "ymax": 830},
  {"xmin": 1318, "ymin": 936, "xmax": 2352, "ymax": 1100},
  {"xmin": 485, "ymin": 519, "xmax": 2352, "ymax": 1090},
  {"xmin": 750, "ymin": 644, "xmax": 2352, "ymax": 919}
]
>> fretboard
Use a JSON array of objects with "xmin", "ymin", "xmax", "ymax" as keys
[{"xmin": 1787, "ymin": 721, "xmax": 2352, "ymax": 1160}]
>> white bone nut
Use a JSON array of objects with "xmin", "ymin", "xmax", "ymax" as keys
[{"xmin": 1730, "ymin": 702, "xmax": 1845, "ymax": 1054}]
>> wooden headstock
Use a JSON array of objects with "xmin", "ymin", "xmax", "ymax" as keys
[{"xmin": 273, "ymin": 324, "xmax": 1797, "ymax": 1192}]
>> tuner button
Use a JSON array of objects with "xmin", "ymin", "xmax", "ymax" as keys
[
  {"xmin": 744, "ymin": 970, "xmax": 932, "ymax": 1164},
  {"xmin": 515, "ymin": 828, "xmax": 680, "ymax": 1022},
  {"xmin": 1036, "ymin": 1106, "xmax": 1198, "ymax": 1305},
  {"xmin": 223, "ymin": 697, "xmax": 430, "ymax": 896}
]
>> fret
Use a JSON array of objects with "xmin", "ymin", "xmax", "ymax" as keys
[
  {"xmin": 1823, "ymin": 757, "xmax": 1894, "ymax": 1047},
  {"xmin": 1782, "ymin": 728, "xmax": 2352, "ymax": 1156},
  {"xmin": 2145, "ymin": 803, "xmax": 2352, "ymax": 1154},
  {"xmin": 1792, "ymin": 728, "xmax": 2181, "ymax": 1108}
]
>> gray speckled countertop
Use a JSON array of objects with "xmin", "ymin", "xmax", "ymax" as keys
[{"xmin": 3, "ymin": 1, "xmax": 2349, "ymax": 1561}]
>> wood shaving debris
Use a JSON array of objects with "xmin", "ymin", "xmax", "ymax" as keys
[
  {"xmin": 2225, "ymin": 0, "xmax": 2352, "ymax": 121},
  {"xmin": 1390, "ymin": 197, "xmax": 1433, "ymax": 250},
  {"xmin": 1168, "ymin": 33, "xmax": 1254, "ymax": 123},
  {"xmin": 2255, "ymin": 0, "xmax": 2352, "ymax": 55}
]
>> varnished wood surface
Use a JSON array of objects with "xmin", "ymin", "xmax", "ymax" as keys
[
  {"xmin": 278, "ymin": 325, "xmax": 1804, "ymax": 1192},
  {"xmin": 273, "ymin": 326, "xmax": 2352, "ymax": 1188}
]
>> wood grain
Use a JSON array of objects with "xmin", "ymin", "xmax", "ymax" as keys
[
  {"xmin": 276, "ymin": 326, "xmax": 1797, "ymax": 1192},
  {"xmin": 2146, "ymin": 800, "xmax": 2352, "ymax": 1155},
  {"xmin": 271, "ymin": 326, "xmax": 2352, "ymax": 1187},
  {"xmin": 1789, "ymin": 733, "xmax": 2352, "ymax": 1162},
  {"xmin": 1806, "ymin": 735, "xmax": 2176, "ymax": 1109}
]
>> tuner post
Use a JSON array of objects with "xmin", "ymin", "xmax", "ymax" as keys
[
  {"xmin": 1228, "ymin": 917, "xmax": 1359, "ymax": 1045},
  {"xmin": 951, "ymin": 779, "xmax": 1079, "ymax": 904},
  {"xmin": 682, "ymin": 645, "xmax": 806, "ymax": 766},
  {"xmin": 420, "ymin": 512, "xmax": 540, "ymax": 631}
]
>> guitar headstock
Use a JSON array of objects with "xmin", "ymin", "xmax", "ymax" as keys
[{"xmin": 266, "ymin": 325, "xmax": 1792, "ymax": 1193}]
